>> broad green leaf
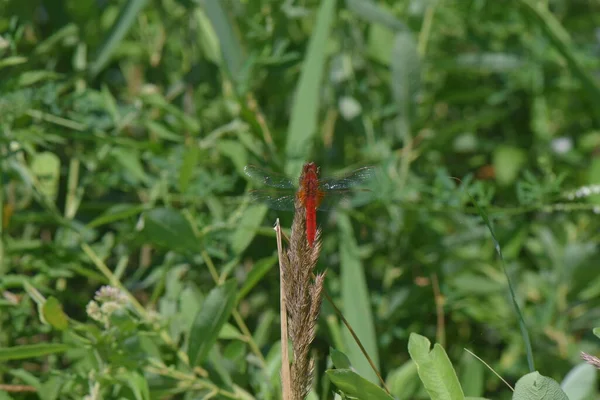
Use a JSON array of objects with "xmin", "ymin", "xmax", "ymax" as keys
[
  {"xmin": 229, "ymin": 204, "xmax": 268, "ymax": 255},
  {"xmin": 330, "ymin": 347, "xmax": 352, "ymax": 369},
  {"xmin": 0, "ymin": 343, "xmax": 71, "ymax": 361},
  {"xmin": 338, "ymin": 213, "xmax": 379, "ymax": 383},
  {"xmin": 493, "ymin": 145, "xmax": 527, "ymax": 186},
  {"xmin": 41, "ymin": 297, "xmax": 69, "ymax": 331},
  {"xmin": 513, "ymin": 372, "xmax": 568, "ymax": 400},
  {"xmin": 285, "ymin": 0, "xmax": 336, "ymax": 176},
  {"xmin": 386, "ymin": 359, "xmax": 420, "ymax": 399},
  {"xmin": 560, "ymin": 363, "xmax": 597, "ymax": 400},
  {"xmin": 327, "ymin": 369, "xmax": 394, "ymax": 400},
  {"xmin": 593, "ymin": 327, "xmax": 600, "ymax": 339},
  {"xmin": 139, "ymin": 207, "xmax": 198, "ymax": 252},
  {"xmin": 408, "ymin": 333, "xmax": 465, "ymax": 400},
  {"xmin": 236, "ymin": 255, "xmax": 277, "ymax": 302},
  {"xmin": 188, "ymin": 279, "xmax": 237, "ymax": 366},
  {"xmin": 30, "ymin": 151, "xmax": 61, "ymax": 201}
]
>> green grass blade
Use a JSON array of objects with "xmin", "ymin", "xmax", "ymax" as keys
[
  {"xmin": 202, "ymin": 0, "xmax": 245, "ymax": 83},
  {"xmin": 285, "ymin": 0, "xmax": 336, "ymax": 177},
  {"xmin": 0, "ymin": 343, "xmax": 71, "ymax": 361},
  {"xmin": 518, "ymin": 0, "xmax": 600, "ymax": 110},
  {"xmin": 338, "ymin": 213, "xmax": 379, "ymax": 383},
  {"xmin": 467, "ymin": 192, "xmax": 535, "ymax": 372},
  {"xmin": 89, "ymin": 0, "xmax": 150, "ymax": 77}
]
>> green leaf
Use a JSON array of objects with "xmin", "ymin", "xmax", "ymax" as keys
[
  {"xmin": 513, "ymin": 372, "xmax": 568, "ymax": 400},
  {"xmin": 338, "ymin": 213, "xmax": 379, "ymax": 383},
  {"xmin": 518, "ymin": 0, "xmax": 600, "ymax": 112},
  {"xmin": 188, "ymin": 279, "xmax": 237, "ymax": 366},
  {"xmin": 179, "ymin": 146, "xmax": 200, "ymax": 193},
  {"xmin": 87, "ymin": 204, "xmax": 149, "ymax": 228},
  {"xmin": 386, "ymin": 359, "xmax": 420, "ymax": 399},
  {"xmin": 560, "ymin": 363, "xmax": 597, "ymax": 400},
  {"xmin": 367, "ymin": 24, "xmax": 396, "ymax": 65},
  {"xmin": 194, "ymin": 8, "xmax": 221, "ymax": 65},
  {"xmin": 408, "ymin": 333, "xmax": 465, "ymax": 400},
  {"xmin": 0, "ymin": 343, "xmax": 71, "ymax": 361},
  {"xmin": 89, "ymin": 0, "xmax": 150, "ymax": 77},
  {"xmin": 124, "ymin": 371, "xmax": 150, "ymax": 400},
  {"xmin": 30, "ymin": 151, "xmax": 61, "ymax": 201},
  {"xmin": 390, "ymin": 31, "xmax": 421, "ymax": 137},
  {"xmin": 593, "ymin": 327, "xmax": 600, "ymax": 339},
  {"xmin": 41, "ymin": 297, "xmax": 69, "ymax": 331},
  {"xmin": 110, "ymin": 147, "xmax": 150, "ymax": 185},
  {"xmin": 140, "ymin": 207, "xmax": 199, "ymax": 252},
  {"xmin": 145, "ymin": 120, "xmax": 183, "ymax": 142},
  {"xmin": 345, "ymin": 0, "xmax": 406, "ymax": 31},
  {"xmin": 330, "ymin": 347, "xmax": 352, "ymax": 369},
  {"xmin": 229, "ymin": 204, "xmax": 268, "ymax": 255},
  {"xmin": 285, "ymin": 0, "xmax": 336, "ymax": 176},
  {"xmin": 327, "ymin": 369, "xmax": 393, "ymax": 400},
  {"xmin": 218, "ymin": 139, "xmax": 248, "ymax": 174},
  {"xmin": 236, "ymin": 255, "xmax": 277, "ymax": 302},
  {"xmin": 202, "ymin": 0, "xmax": 245, "ymax": 82},
  {"xmin": 459, "ymin": 351, "xmax": 484, "ymax": 397},
  {"xmin": 493, "ymin": 145, "xmax": 527, "ymax": 186}
]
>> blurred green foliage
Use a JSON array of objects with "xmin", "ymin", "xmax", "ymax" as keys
[{"xmin": 1, "ymin": 0, "xmax": 600, "ymax": 398}]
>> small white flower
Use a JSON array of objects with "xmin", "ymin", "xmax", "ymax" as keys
[{"xmin": 551, "ymin": 137, "xmax": 572, "ymax": 154}]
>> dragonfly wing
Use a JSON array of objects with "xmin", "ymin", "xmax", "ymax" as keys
[
  {"xmin": 247, "ymin": 190, "xmax": 296, "ymax": 211},
  {"xmin": 244, "ymin": 165, "xmax": 295, "ymax": 189},
  {"xmin": 319, "ymin": 166, "xmax": 376, "ymax": 191},
  {"xmin": 315, "ymin": 188, "xmax": 372, "ymax": 211}
]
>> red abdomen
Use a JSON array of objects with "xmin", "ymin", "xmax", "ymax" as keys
[{"xmin": 305, "ymin": 197, "xmax": 317, "ymax": 247}]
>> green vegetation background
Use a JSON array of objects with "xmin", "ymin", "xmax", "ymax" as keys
[{"xmin": 1, "ymin": 0, "xmax": 600, "ymax": 399}]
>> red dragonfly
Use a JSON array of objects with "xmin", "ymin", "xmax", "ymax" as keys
[{"xmin": 244, "ymin": 162, "xmax": 375, "ymax": 247}]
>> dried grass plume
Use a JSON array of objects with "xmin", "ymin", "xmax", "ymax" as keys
[{"xmin": 279, "ymin": 198, "xmax": 326, "ymax": 399}]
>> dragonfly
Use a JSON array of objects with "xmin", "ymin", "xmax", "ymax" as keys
[{"xmin": 243, "ymin": 162, "xmax": 375, "ymax": 247}]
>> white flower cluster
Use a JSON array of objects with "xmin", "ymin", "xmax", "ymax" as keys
[
  {"xmin": 565, "ymin": 184, "xmax": 600, "ymax": 200},
  {"xmin": 86, "ymin": 286, "xmax": 129, "ymax": 328}
]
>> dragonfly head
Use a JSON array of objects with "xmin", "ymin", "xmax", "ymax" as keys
[{"xmin": 302, "ymin": 162, "xmax": 319, "ymax": 177}]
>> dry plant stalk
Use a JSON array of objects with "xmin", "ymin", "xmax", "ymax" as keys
[
  {"xmin": 581, "ymin": 351, "xmax": 600, "ymax": 369},
  {"xmin": 278, "ymin": 198, "xmax": 326, "ymax": 400}
]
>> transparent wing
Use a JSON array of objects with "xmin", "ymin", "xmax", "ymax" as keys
[
  {"xmin": 319, "ymin": 166, "xmax": 376, "ymax": 191},
  {"xmin": 247, "ymin": 190, "xmax": 296, "ymax": 211},
  {"xmin": 244, "ymin": 164, "xmax": 295, "ymax": 189},
  {"xmin": 316, "ymin": 188, "xmax": 372, "ymax": 211}
]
